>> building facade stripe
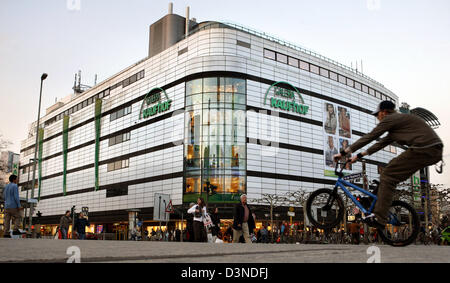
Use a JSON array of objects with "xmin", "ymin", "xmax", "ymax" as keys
[
  {"xmin": 19, "ymin": 140, "xmax": 183, "ymax": 188},
  {"xmin": 38, "ymin": 171, "xmax": 184, "ymax": 201},
  {"xmin": 21, "ymin": 71, "xmax": 380, "ymax": 154}
]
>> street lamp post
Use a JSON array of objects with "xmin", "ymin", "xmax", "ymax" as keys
[
  {"xmin": 23, "ymin": 158, "xmax": 36, "ymax": 229},
  {"xmin": 29, "ymin": 73, "xmax": 47, "ymax": 232}
]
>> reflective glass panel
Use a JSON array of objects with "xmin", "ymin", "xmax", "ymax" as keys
[{"xmin": 184, "ymin": 77, "xmax": 247, "ymax": 203}]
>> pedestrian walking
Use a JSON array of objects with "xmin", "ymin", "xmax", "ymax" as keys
[
  {"xmin": 175, "ymin": 228, "xmax": 181, "ymax": 242},
  {"xmin": 225, "ymin": 225, "xmax": 233, "ymax": 243},
  {"xmin": 210, "ymin": 206, "xmax": 221, "ymax": 242},
  {"xmin": 74, "ymin": 212, "xmax": 90, "ymax": 240},
  {"xmin": 232, "ymin": 194, "xmax": 255, "ymax": 244},
  {"xmin": 349, "ymin": 221, "xmax": 360, "ymax": 245},
  {"xmin": 260, "ymin": 224, "xmax": 269, "ymax": 243},
  {"xmin": 59, "ymin": 210, "xmax": 72, "ymax": 239},
  {"xmin": 3, "ymin": 175, "xmax": 24, "ymax": 238},
  {"xmin": 187, "ymin": 197, "xmax": 207, "ymax": 242},
  {"xmin": 281, "ymin": 221, "xmax": 289, "ymax": 243},
  {"xmin": 151, "ymin": 228, "xmax": 156, "ymax": 241},
  {"xmin": 186, "ymin": 203, "xmax": 195, "ymax": 242}
]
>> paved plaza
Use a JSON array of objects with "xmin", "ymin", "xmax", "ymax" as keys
[{"xmin": 0, "ymin": 239, "xmax": 448, "ymax": 263}]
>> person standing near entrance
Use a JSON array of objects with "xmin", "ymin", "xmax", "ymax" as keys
[
  {"xmin": 232, "ymin": 194, "xmax": 255, "ymax": 244},
  {"xmin": 3, "ymin": 175, "xmax": 24, "ymax": 238},
  {"xmin": 187, "ymin": 197, "xmax": 207, "ymax": 242},
  {"xmin": 59, "ymin": 210, "xmax": 72, "ymax": 239},
  {"xmin": 74, "ymin": 212, "xmax": 90, "ymax": 240}
]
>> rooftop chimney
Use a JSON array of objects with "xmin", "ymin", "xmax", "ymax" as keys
[
  {"xmin": 148, "ymin": 4, "xmax": 197, "ymax": 57},
  {"xmin": 185, "ymin": 6, "xmax": 190, "ymax": 38}
]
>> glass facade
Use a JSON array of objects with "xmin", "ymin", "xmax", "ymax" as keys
[{"xmin": 184, "ymin": 77, "xmax": 246, "ymax": 203}]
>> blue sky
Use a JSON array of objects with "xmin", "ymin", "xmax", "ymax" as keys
[{"xmin": 0, "ymin": 0, "xmax": 449, "ymax": 186}]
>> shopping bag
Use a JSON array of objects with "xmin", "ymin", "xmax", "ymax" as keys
[{"xmin": 203, "ymin": 213, "xmax": 213, "ymax": 229}]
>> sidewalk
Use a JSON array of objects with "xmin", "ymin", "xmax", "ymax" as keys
[{"xmin": 0, "ymin": 239, "xmax": 449, "ymax": 263}]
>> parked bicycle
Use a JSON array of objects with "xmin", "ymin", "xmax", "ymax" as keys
[{"xmin": 306, "ymin": 160, "xmax": 420, "ymax": 247}]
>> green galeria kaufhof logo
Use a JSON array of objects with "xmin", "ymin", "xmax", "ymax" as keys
[
  {"xmin": 263, "ymin": 81, "xmax": 309, "ymax": 115},
  {"xmin": 139, "ymin": 87, "xmax": 172, "ymax": 119}
]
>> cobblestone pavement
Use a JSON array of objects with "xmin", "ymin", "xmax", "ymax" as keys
[{"xmin": 0, "ymin": 239, "xmax": 448, "ymax": 263}]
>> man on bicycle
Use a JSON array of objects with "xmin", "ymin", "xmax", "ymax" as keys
[{"xmin": 333, "ymin": 101, "xmax": 443, "ymax": 227}]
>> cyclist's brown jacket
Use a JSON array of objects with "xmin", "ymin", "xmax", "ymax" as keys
[{"xmin": 349, "ymin": 112, "xmax": 443, "ymax": 155}]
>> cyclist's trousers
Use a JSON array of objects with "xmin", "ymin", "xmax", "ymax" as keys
[{"xmin": 374, "ymin": 144, "xmax": 443, "ymax": 224}]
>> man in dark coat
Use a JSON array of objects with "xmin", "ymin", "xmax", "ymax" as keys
[
  {"xmin": 59, "ymin": 210, "xmax": 72, "ymax": 239},
  {"xmin": 74, "ymin": 212, "xmax": 90, "ymax": 240},
  {"xmin": 232, "ymin": 194, "xmax": 255, "ymax": 243},
  {"xmin": 186, "ymin": 203, "xmax": 195, "ymax": 242}
]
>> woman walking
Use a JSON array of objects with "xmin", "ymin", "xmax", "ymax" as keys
[{"xmin": 187, "ymin": 197, "xmax": 207, "ymax": 242}]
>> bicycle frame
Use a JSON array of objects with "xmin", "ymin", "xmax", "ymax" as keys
[
  {"xmin": 331, "ymin": 160, "xmax": 378, "ymax": 215},
  {"xmin": 334, "ymin": 178, "xmax": 377, "ymax": 215}
]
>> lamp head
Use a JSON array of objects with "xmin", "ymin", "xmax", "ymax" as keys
[{"xmin": 41, "ymin": 73, "xmax": 48, "ymax": 81}]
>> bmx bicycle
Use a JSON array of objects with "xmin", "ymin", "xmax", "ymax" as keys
[{"xmin": 306, "ymin": 160, "xmax": 420, "ymax": 247}]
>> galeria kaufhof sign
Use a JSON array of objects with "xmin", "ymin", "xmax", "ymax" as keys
[
  {"xmin": 139, "ymin": 87, "xmax": 172, "ymax": 119},
  {"xmin": 264, "ymin": 81, "xmax": 309, "ymax": 115}
]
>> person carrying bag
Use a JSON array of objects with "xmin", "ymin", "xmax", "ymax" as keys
[{"xmin": 187, "ymin": 197, "xmax": 208, "ymax": 242}]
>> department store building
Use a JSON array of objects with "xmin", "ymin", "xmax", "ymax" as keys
[{"xmin": 18, "ymin": 8, "xmax": 403, "ymax": 234}]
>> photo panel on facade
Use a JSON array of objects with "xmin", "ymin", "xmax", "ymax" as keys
[
  {"xmin": 324, "ymin": 135, "xmax": 338, "ymax": 169},
  {"xmin": 339, "ymin": 138, "xmax": 352, "ymax": 171},
  {"xmin": 323, "ymin": 102, "xmax": 337, "ymax": 135},
  {"xmin": 338, "ymin": 106, "xmax": 351, "ymax": 138}
]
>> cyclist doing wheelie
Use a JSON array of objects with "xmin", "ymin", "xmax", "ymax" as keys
[{"xmin": 333, "ymin": 101, "xmax": 443, "ymax": 228}]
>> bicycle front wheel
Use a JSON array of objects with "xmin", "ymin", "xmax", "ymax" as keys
[
  {"xmin": 377, "ymin": 200, "xmax": 420, "ymax": 247},
  {"xmin": 306, "ymin": 188, "xmax": 344, "ymax": 230}
]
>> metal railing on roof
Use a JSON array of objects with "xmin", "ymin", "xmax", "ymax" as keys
[{"xmin": 188, "ymin": 21, "xmax": 386, "ymax": 89}]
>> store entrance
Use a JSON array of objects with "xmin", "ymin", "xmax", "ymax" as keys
[{"xmin": 113, "ymin": 223, "xmax": 128, "ymax": 241}]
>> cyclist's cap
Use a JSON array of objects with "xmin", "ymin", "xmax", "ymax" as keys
[{"xmin": 371, "ymin": 100, "xmax": 396, "ymax": 116}]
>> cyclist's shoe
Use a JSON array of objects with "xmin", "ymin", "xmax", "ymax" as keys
[{"xmin": 362, "ymin": 214, "xmax": 385, "ymax": 229}]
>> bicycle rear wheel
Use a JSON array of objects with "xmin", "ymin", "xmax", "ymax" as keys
[
  {"xmin": 306, "ymin": 188, "xmax": 344, "ymax": 230},
  {"xmin": 377, "ymin": 200, "xmax": 420, "ymax": 247}
]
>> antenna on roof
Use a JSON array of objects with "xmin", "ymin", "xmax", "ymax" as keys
[{"xmin": 72, "ymin": 70, "xmax": 92, "ymax": 94}]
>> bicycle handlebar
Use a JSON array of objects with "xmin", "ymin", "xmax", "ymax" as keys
[
  {"xmin": 334, "ymin": 158, "xmax": 366, "ymax": 177},
  {"xmin": 334, "ymin": 160, "xmax": 349, "ymax": 177}
]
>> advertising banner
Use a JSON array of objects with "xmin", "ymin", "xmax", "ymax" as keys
[
  {"xmin": 323, "ymin": 102, "xmax": 352, "ymax": 176},
  {"xmin": 94, "ymin": 98, "xmax": 102, "ymax": 191},
  {"xmin": 37, "ymin": 128, "xmax": 44, "ymax": 201},
  {"xmin": 411, "ymin": 171, "xmax": 422, "ymax": 209},
  {"xmin": 62, "ymin": 115, "xmax": 70, "ymax": 196}
]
